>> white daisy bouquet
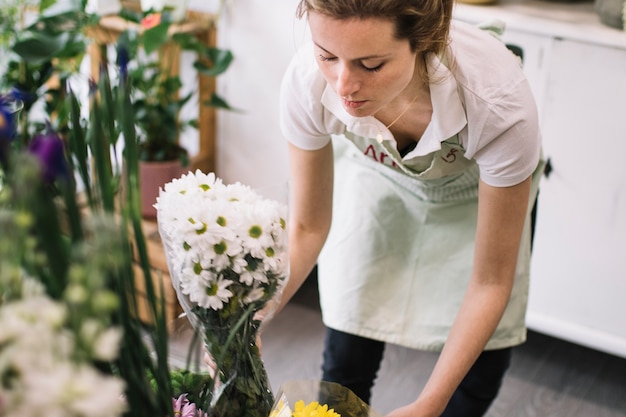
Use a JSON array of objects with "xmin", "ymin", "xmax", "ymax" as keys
[{"xmin": 156, "ymin": 170, "xmax": 289, "ymax": 417}]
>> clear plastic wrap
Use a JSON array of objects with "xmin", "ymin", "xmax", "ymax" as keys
[
  {"xmin": 270, "ymin": 380, "xmax": 383, "ymax": 417},
  {"xmin": 156, "ymin": 171, "xmax": 289, "ymax": 417}
]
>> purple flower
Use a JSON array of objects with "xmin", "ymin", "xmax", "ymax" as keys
[
  {"xmin": 27, "ymin": 130, "xmax": 69, "ymax": 184},
  {"xmin": 0, "ymin": 95, "xmax": 18, "ymax": 142},
  {"xmin": 172, "ymin": 394, "xmax": 208, "ymax": 417},
  {"xmin": 8, "ymin": 87, "xmax": 36, "ymax": 110},
  {"xmin": 117, "ymin": 44, "xmax": 129, "ymax": 82},
  {"xmin": 88, "ymin": 76, "xmax": 98, "ymax": 97}
]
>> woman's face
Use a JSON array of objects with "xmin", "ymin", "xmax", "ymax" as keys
[{"xmin": 308, "ymin": 11, "xmax": 418, "ymax": 118}]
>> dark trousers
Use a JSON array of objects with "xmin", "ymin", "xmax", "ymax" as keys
[{"xmin": 321, "ymin": 328, "xmax": 512, "ymax": 417}]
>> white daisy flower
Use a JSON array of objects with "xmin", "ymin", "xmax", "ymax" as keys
[
  {"xmin": 157, "ymin": 171, "xmax": 289, "ymax": 314},
  {"xmin": 199, "ymin": 278, "xmax": 234, "ymax": 310},
  {"xmin": 239, "ymin": 267, "xmax": 268, "ymax": 286}
]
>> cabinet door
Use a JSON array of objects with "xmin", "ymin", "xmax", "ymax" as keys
[{"xmin": 528, "ymin": 38, "xmax": 626, "ymax": 358}]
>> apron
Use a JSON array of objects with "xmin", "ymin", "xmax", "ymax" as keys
[{"xmin": 317, "ymin": 130, "xmax": 544, "ymax": 352}]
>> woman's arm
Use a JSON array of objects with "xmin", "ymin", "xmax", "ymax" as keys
[
  {"xmin": 388, "ymin": 175, "xmax": 532, "ymax": 417},
  {"xmin": 276, "ymin": 141, "xmax": 335, "ymax": 314}
]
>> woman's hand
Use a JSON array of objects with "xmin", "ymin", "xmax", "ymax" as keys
[
  {"xmin": 385, "ymin": 399, "xmax": 441, "ymax": 417},
  {"xmin": 386, "ymin": 403, "xmax": 420, "ymax": 417},
  {"xmin": 203, "ymin": 348, "xmax": 216, "ymax": 378}
]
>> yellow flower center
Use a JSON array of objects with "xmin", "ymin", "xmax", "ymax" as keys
[
  {"xmin": 214, "ymin": 241, "xmax": 227, "ymax": 255},
  {"xmin": 206, "ymin": 284, "xmax": 218, "ymax": 296},
  {"xmin": 196, "ymin": 222, "xmax": 207, "ymax": 235},
  {"xmin": 249, "ymin": 225, "xmax": 262, "ymax": 238}
]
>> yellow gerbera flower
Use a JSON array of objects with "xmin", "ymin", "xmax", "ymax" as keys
[{"xmin": 292, "ymin": 400, "xmax": 341, "ymax": 417}]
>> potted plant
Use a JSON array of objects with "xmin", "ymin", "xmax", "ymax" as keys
[
  {"xmin": 1, "ymin": 0, "xmax": 95, "ymax": 142},
  {"xmin": 117, "ymin": 7, "xmax": 234, "ymax": 217}
]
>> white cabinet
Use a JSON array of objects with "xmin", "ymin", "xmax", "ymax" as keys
[
  {"xmin": 527, "ymin": 38, "xmax": 626, "ymax": 359},
  {"xmin": 456, "ymin": 0, "xmax": 626, "ymax": 358}
]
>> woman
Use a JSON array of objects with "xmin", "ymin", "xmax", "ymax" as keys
[{"xmin": 275, "ymin": 0, "xmax": 544, "ymax": 416}]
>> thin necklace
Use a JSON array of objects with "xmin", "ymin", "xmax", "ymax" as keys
[
  {"xmin": 385, "ymin": 92, "xmax": 420, "ymax": 130},
  {"xmin": 376, "ymin": 92, "xmax": 420, "ymax": 143}
]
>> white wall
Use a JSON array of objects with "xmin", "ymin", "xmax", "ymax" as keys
[{"xmin": 193, "ymin": 0, "xmax": 309, "ymax": 188}]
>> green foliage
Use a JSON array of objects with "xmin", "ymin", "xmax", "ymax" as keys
[
  {"xmin": 0, "ymin": 0, "xmax": 96, "ymax": 143},
  {"xmin": 191, "ymin": 303, "xmax": 275, "ymax": 417},
  {"xmin": 0, "ymin": 3, "xmax": 239, "ymax": 415},
  {"xmin": 70, "ymin": 71, "xmax": 176, "ymax": 415},
  {"xmin": 0, "ymin": 3, "xmax": 178, "ymax": 415},
  {"xmin": 169, "ymin": 369, "xmax": 214, "ymax": 405},
  {"xmin": 0, "ymin": 67, "xmax": 175, "ymax": 417},
  {"xmin": 117, "ymin": 11, "xmax": 234, "ymax": 163}
]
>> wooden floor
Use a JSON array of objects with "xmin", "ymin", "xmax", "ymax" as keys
[{"xmin": 169, "ymin": 278, "xmax": 626, "ymax": 416}]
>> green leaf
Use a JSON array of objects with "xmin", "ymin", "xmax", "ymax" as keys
[
  {"xmin": 119, "ymin": 7, "xmax": 143, "ymax": 23},
  {"xmin": 204, "ymin": 93, "xmax": 237, "ymax": 111},
  {"xmin": 51, "ymin": 36, "xmax": 87, "ymax": 60},
  {"xmin": 172, "ymin": 32, "xmax": 202, "ymax": 52},
  {"xmin": 28, "ymin": 10, "xmax": 87, "ymax": 35},
  {"xmin": 117, "ymin": 29, "xmax": 141, "ymax": 58},
  {"xmin": 40, "ymin": 0, "xmax": 58, "ymax": 11},
  {"xmin": 40, "ymin": 0, "xmax": 83, "ymax": 15},
  {"xmin": 31, "ymin": 185, "xmax": 70, "ymax": 299},
  {"xmin": 143, "ymin": 21, "xmax": 171, "ymax": 55},
  {"xmin": 13, "ymin": 32, "xmax": 71, "ymax": 64},
  {"xmin": 194, "ymin": 47, "xmax": 234, "ymax": 77},
  {"xmin": 66, "ymin": 88, "xmax": 92, "ymax": 206}
]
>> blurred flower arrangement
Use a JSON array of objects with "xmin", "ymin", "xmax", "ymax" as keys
[
  {"xmin": 156, "ymin": 170, "xmax": 289, "ymax": 417},
  {"xmin": 0, "ymin": 2, "xmax": 196, "ymax": 416},
  {"xmin": 1, "ymin": 5, "xmax": 286, "ymax": 417},
  {"xmin": 0, "ymin": 62, "xmax": 181, "ymax": 417}
]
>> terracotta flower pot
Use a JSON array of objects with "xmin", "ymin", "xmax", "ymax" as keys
[{"xmin": 140, "ymin": 159, "xmax": 187, "ymax": 219}]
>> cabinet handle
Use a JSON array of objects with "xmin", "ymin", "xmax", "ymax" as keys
[{"xmin": 543, "ymin": 158, "xmax": 553, "ymax": 178}]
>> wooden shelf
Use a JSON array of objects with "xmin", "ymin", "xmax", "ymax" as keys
[
  {"xmin": 85, "ymin": 11, "xmax": 219, "ymax": 173},
  {"xmin": 84, "ymin": 9, "xmax": 221, "ymax": 326}
]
